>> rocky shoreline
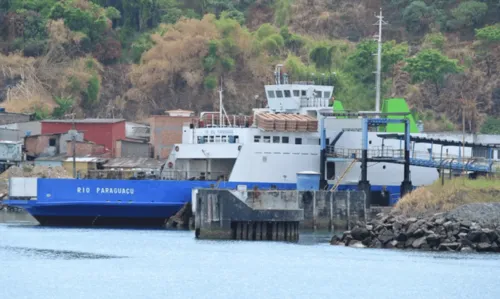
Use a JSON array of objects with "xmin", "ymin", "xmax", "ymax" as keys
[{"xmin": 331, "ymin": 203, "xmax": 500, "ymax": 253}]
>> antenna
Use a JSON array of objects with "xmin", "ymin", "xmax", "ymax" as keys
[
  {"xmin": 218, "ymin": 78, "xmax": 223, "ymax": 127},
  {"xmin": 374, "ymin": 7, "xmax": 387, "ymax": 115}
]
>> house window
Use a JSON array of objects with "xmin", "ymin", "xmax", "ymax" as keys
[
  {"xmin": 49, "ymin": 138, "xmax": 56, "ymax": 146},
  {"xmin": 282, "ymin": 136, "xmax": 289, "ymax": 144},
  {"xmin": 267, "ymin": 90, "xmax": 275, "ymax": 98},
  {"xmin": 284, "ymin": 90, "xmax": 291, "ymax": 98},
  {"xmin": 293, "ymin": 90, "xmax": 300, "ymax": 97},
  {"xmin": 276, "ymin": 90, "xmax": 283, "ymax": 98},
  {"xmin": 254, "ymin": 136, "xmax": 261, "ymax": 143},
  {"xmin": 263, "ymin": 136, "xmax": 271, "ymax": 143},
  {"xmin": 273, "ymin": 136, "xmax": 280, "ymax": 143},
  {"xmin": 295, "ymin": 138, "xmax": 302, "ymax": 145}
]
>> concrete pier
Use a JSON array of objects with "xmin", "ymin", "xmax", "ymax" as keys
[
  {"xmin": 193, "ymin": 189, "xmax": 367, "ymax": 241},
  {"xmin": 194, "ymin": 189, "xmax": 303, "ymax": 241}
]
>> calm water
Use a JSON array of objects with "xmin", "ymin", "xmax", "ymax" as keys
[{"xmin": 1, "ymin": 211, "xmax": 500, "ymax": 299}]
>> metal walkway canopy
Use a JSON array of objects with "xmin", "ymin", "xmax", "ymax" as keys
[{"xmin": 377, "ymin": 133, "xmax": 500, "ymax": 149}]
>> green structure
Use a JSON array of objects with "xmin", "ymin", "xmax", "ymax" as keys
[
  {"xmin": 331, "ymin": 98, "xmax": 419, "ymax": 133},
  {"xmin": 381, "ymin": 98, "xmax": 419, "ymax": 133}
]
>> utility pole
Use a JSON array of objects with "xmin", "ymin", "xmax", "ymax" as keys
[
  {"xmin": 374, "ymin": 8, "xmax": 387, "ymax": 116},
  {"xmin": 65, "ymin": 113, "xmax": 77, "ymax": 178}
]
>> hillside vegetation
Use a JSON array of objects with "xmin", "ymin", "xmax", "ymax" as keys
[{"xmin": 1, "ymin": 0, "xmax": 500, "ymax": 132}]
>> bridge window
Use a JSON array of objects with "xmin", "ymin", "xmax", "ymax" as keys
[
  {"xmin": 324, "ymin": 92, "xmax": 331, "ymax": 99},
  {"xmin": 267, "ymin": 90, "xmax": 275, "ymax": 98},
  {"xmin": 284, "ymin": 90, "xmax": 291, "ymax": 98},
  {"xmin": 276, "ymin": 90, "xmax": 283, "ymax": 98},
  {"xmin": 282, "ymin": 136, "xmax": 289, "ymax": 144},
  {"xmin": 263, "ymin": 136, "xmax": 271, "ymax": 143},
  {"xmin": 273, "ymin": 136, "xmax": 280, "ymax": 143},
  {"xmin": 293, "ymin": 90, "xmax": 300, "ymax": 97},
  {"xmin": 314, "ymin": 90, "xmax": 321, "ymax": 98},
  {"xmin": 254, "ymin": 136, "xmax": 261, "ymax": 143},
  {"xmin": 295, "ymin": 138, "xmax": 302, "ymax": 145}
]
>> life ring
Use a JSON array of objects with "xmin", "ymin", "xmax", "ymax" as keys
[
  {"xmin": 168, "ymin": 162, "xmax": 173, "ymax": 168},
  {"xmin": 175, "ymin": 146, "xmax": 179, "ymax": 152}
]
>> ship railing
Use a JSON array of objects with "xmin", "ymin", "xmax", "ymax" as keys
[
  {"xmin": 86, "ymin": 169, "xmax": 159, "ymax": 180},
  {"xmin": 326, "ymin": 147, "xmax": 496, "ymax": 164},
  {"xmin": 160, "ymin": 170, "xmax": 231, "ymax": 181}
]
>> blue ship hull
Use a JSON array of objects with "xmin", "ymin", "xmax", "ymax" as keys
[
  {"xmin": 4, "ymin": 178, "xmax": 407, "ymax": 227},
  {"xmin": 3, "ymin": 178, "xmax": 297, "ymax": 227}
]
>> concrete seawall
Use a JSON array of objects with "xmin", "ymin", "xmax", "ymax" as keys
[
  {"xmin": 299, "ymin": 190, "xmax": 366, "ymax": 231},
  {"xmin": 194, "ymin": 189, "xmax": 366, "ymax": 241}
]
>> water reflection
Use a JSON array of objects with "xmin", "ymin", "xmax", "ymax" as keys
[
  {"xmin": 0, "ymin": 209, "xmax": 37, "ymax": 224},
  {"xmin": 1, "ymin": 246, "xmax": 126, "ymax": 260}
]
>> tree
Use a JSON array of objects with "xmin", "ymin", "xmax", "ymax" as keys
[
  {"xmin": 309, "ymin": 45, "xmax": 333, "ymax": 71},
  {"xmin": 52, "ymin": 96, "xmax": 74, "ymax": 118},
  {"xmin": 447, "ymin": 1, "xmax": 487, "ymax": 30},
  {"xmin": 402, "ymin": 1, "xmax": 433, "ymax": 34},
  {"xmin": 404, "ymin": 49, "xmax": 463, "ymax": 96},
  {"xmin": 475, "ymin": 24, "xmax": 500, "ymax": 76}
]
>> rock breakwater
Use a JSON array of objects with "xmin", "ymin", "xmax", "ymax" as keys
[{"xmin": 331, "ymin": 203, "xmax": 500, "ymax": 253}]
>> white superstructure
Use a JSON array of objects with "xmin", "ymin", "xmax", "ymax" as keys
[{"xmin": 159, "ymin": 64, "xmax": 482, "ymax": 192}]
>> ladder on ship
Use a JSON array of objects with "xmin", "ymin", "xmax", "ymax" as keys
[{"xmin": 329, "ymin": 159, "xmax": 358, "ymax": 192}]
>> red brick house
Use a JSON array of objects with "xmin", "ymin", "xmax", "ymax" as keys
[{"xmin": 41, "ymin": 119, "xmax": 126, "ymax": 157}]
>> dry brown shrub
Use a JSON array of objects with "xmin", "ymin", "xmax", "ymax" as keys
[
  {"xmin": 290, "ymin": 0, "xmax": 373, "ymax": 40},
  {"xmin": 129, "ymin": 15, "xmax": 220, "ymax": 105}
]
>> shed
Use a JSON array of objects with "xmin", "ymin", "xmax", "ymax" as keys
[
  {"xmin": 34, "ymin": 155, "xmax": 65, "ymax": 168},
  {"xmin": 62, "ymin": 157, "xmax": 107, "ymax": 176}
]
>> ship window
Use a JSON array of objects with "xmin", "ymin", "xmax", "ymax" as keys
[
  {"xmin": 324, "ymin": 92, "xmax": 331, "ymax": 99},
  {"xmin": 267, "ymin": 90, "xmax": 275, "ymax": 98},
  {"xmin": 254, "ymin": 136, "xmax": 261, "ymax": 143},
  {"xmin": 222, "ymin": 136, "xmax": 227, "ymax": 143},
  {"xmin": 273, "ymin": 136, "xmax": 280, "ymax": 143},
  {"xmin": 263, "ymin": 136, "xmax": 271, "ymax": 143},
  {"xmin": 209, "ymin": 136, "xmax": 214, "ymax": 143},
  {"xmin": 301, "ymin": 90, "xmax": 306, "ymax": 96},
  {"xmin": 282, "ymin": 136, "xmax": 289, "ymax": 143},
  {"xmin": 295, "ymin": 138, "xmax": 302, "ymax": 145},
  {"xmin": 234, "ymin": 135, "xmax": 240, "ymax": 143},
  {"xmin": 314, "ymin": 90, "xmax": 321, "ymax": 98},
  {"xmin": 284, "ymin": 90, "xmax": 291, "ymax": 98},
  {"xmin": 197, "ymin": 136, "xmax": 203, "ymax": 143},
  {"xmin": 203, "ymin": 136, "xmax": 208, "ymax": 143},
  {"xmin": 276, "ymin": 90, "xmax": 283, "ymax": 98},
  {"xmin": 293, "ymin": 90, "xmax": 300, "ymax": 97},
  {"xmin": 215, "ymin": 135, "xmax": 221, "ymax": 143}
]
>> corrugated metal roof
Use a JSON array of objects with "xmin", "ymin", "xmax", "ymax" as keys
[
  {"xmin": 42, "ymin": 118, "xmax": 125, "ymax": 124},
  {"xmin": 102, "ymin": 157, "xmax": 162, "ymax": 169}
]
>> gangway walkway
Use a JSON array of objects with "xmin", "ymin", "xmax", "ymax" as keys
[{"xmin": 326, "ymin": 147, "xmax": 496, "ymax": 173}]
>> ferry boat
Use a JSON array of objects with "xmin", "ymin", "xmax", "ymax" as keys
[{"xmin": 2, "ymin": 66, "xmax": 472, "ymax": 225}]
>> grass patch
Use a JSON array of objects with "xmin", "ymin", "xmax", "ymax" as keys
[{"xmin": 394, "ymin": 177, "xmax": 500, "ymax": 216}]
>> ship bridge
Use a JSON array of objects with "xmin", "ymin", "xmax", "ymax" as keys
[{"xmin": 264, "ymin": 64, "xmax": 334, "ymax": 113}]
